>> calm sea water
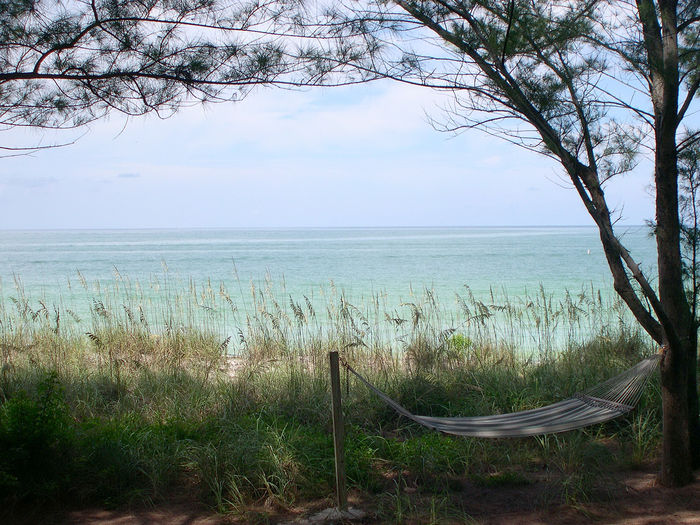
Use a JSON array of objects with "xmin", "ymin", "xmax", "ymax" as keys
[{"xmin": 0, "ymin": 226, "xmax": 657, "ymax": 317}]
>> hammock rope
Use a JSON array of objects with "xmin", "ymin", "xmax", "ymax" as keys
[{"xmin": 342, "ymin": 355, "xmax": 661, "ymax": 438}]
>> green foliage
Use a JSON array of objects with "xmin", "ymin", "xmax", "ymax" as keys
[
  {"xmin": 471, "ymin": 470, "xmax": 529, "ymax": 488},
  {"xmin": 0, "ymin": 0, "xmax": 325, "ymax": 152},
  {"xmin": 0, "ymin": 371, "xmax": 76, "ymax": 502},
  {"xmin": 380, "ymin": 432, "xmax": 472, "ymax": 484},
  {"xmin": 448, "ymin": 333, "xmax": 472, "ymax": 353}
]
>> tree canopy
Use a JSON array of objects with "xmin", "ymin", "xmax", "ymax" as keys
[{"xmin": 0, "ymin": 0, "xmax": 350, "ymax": 153}]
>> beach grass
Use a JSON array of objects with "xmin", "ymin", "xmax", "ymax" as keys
[{"xmin": 0, "ymin": 274, "xmax": 665, "ymax": 521}]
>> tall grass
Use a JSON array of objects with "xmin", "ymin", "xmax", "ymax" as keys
[{"xmin": 0, "ymin": 273, "xmax": 664, "ymax": 521}]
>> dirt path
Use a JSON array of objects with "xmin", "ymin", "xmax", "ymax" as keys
[
  {"xmin": 5, "ymin": 468, "xmax": 700, "ymax": 524},
  {"xmin": 474, "ymin": 470, "xmax": 700, "ymax": 524}
]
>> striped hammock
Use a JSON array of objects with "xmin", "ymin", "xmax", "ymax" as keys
[{"xmin": 344, "ymin": 355, "xmax": 660, "ymax": 438}]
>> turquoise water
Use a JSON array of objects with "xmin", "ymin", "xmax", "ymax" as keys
[
  {"xmin": 0, "ymin": 226, "xmax": 657, "ymax": 304},
  {"xmin": 0, "ymin": 227, "xmax": 658, "ymax": 349}
]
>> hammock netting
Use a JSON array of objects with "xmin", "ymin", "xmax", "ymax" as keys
[{"xmin": 344, "ymin": 355, "xmax": 661, "ymax": 438}]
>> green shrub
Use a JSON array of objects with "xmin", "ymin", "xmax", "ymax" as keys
[{"xmin": 0, "ymin": 371, "xmax": 77, "ymax": 502}]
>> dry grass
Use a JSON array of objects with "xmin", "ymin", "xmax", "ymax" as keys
[{"xmin": 0, "ymin": 274, "xmax": 666, "ymax": 522}]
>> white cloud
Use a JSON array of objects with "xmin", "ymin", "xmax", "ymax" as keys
[{"xmin": 0, "ymin": 81, "xmax": 655, "ymax": 229}]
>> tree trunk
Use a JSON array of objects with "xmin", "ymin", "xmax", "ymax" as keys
[
  {"xmin": 655, "ymin": 82, "xmax": 694, "ymax": 484},
  {"xmin": 660, "ymin": 339, "xmax": 694, "ymax": 485},
  {"xmin": 655, "ymin": 152, "xmax": 694, "ymax": 484},
  {"xmin": 649, "ymin": 0, "xmax": 697, "ymax": 485},
  {"xmin": 689, "ymin": 327, "xmax": 700, "ymax": 468}
]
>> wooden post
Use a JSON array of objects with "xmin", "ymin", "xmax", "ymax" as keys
[{"xmin": 329, "ymin": 351, "xmax": 348, "ymax": 510}]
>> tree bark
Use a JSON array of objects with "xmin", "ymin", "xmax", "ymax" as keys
[
  {"xmin": 689, "ymin": 329, "xmax": 700, "ymax": 468},
  {"xmin": 655, "ymin": 113, "xmax": 694, "ymax": 484},
  {"xmin": 655, "ymin": 114, "xmax": 694, "ymax": 485},
  {"xmin": 688, "ymin": 316, "xmax": 700, "ymax": 470},
  {"xmin": 660, "ymin": 340, "xmax": 694, "ymax": 485}
]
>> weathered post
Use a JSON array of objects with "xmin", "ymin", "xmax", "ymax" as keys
[{"xmin": 329, "ymin": 351, "xmax": 348, "ymax": 510}]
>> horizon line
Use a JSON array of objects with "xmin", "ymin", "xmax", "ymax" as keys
[{"xmin": 0, "ymin": 224, "xmax": 650, "ymax": 233}]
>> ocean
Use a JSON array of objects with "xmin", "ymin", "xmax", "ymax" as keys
[{"xmin": 0, "ymin": 226, "xmax": 658, "ymax": 347}]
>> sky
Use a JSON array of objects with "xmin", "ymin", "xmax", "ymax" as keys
[{"xmin": 0, "ymin": 80, "xmax": 655, "ymax": 230}]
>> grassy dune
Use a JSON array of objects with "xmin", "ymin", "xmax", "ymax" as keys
[{"xmin": 0, "ymin": 277, "xmax": 663, "ymax": 522}]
